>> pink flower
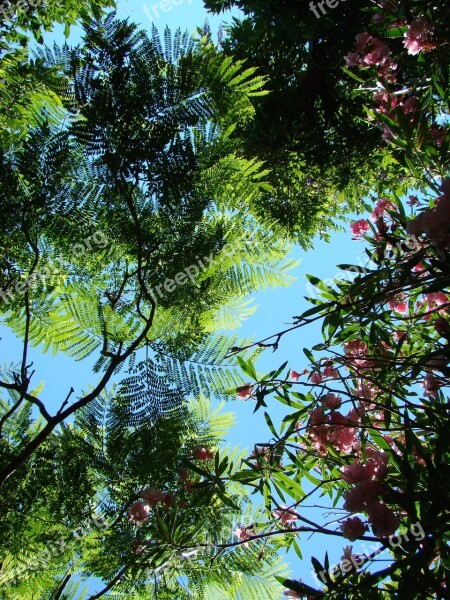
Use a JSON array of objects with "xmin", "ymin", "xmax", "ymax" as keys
[
  {"xmin": 140, "ymin": 487, "xmax": 165, "ymax": 506},
  {"xmin": 422, "ymin": 292, "xmax": 449, "ymax": 313},
  {"xmin": 193, "ymin": 447, "xmax": 215, "ymax": 460},
  {"xmin": 272, "ymin": 506, "xmax": 299, "ymax": 525},
  {"xmin": 323, "ymin": 363, "xmax": 340, "ymax": 378},
  {"xmin": 237, "ymin": 383, "xmax": 253, "ymax": 400},
  {"xmin": 413, "ymin": 262, "xmax": 426, "ymax": 274},
  {"xmin": 350, "ymin": 219, "xmax": 370, "ymax": 239},
  {"xmin": 341, "ymin": 462, "xmax": 374, "ymax": 484},
  {"xmin": 308, "ymin": 407, "xmax": 328, "ymax": 426},
  {"xmin": 408, "ymin": 195, "xmax": 419, "ymax": 206},
  {"xmin": 403, "ymin": 34, "xmax": 421, "ymax": 55},
  {"xmin": 387, "ymin": 294, "xmax": 408, "ymax": 314},
  {"xmin": 234, "ymin": 526, "xmax": 256, "ymax": 548},
  {"xmin": 309, "ymin": 371, "xmax": 322, "ymax": 384},
  {"xmin": 367, "ymin": 501, "xmax": 398, "ymax": 537},
  {"xmin": 329, "ymin": 415, "xmax": 356, "ymax": 453},
  {"xmin": 371, "ymin": 198, "xmax": 395, "ymax": 220},
  {"xmin": 401, "ymin": 96, "xmax": 418, "ymax": 115},
  {"xmin": 354, "ymin": 381, "xmax": 376, "ymax": 401},
  {"xmin": 347, "ymin": 406, "xmax": 364, "ymax": 424},
  {"xmin": 421, "ymin": 373, "xmax": 441, "ymax": 396},
  {"xmin": 340, "ymin": 516, "xmax": 367, "ymax": 541},
  {"xmin": 343, "ymin": 480, "xmax": 386, "ymax": 513},
  {"xmin": 321, "ymin": 393, "xmax": 342, "ymax": 410},
  {"xmin": 344, "ymin": 339, "xmax": 371, "ymax": 370},
  {"xmin": 344, "ymin": 52, "xmax": 360, "ymax": 67},
  {"xmin": 290, "ymin": 369, "xmax": 301, "ymax": 381},
  {"xmin": 403, "ymin": 18, "xmax": 435, "ymax": 55},
  {"xmin": 361, "ymin": 39, "xmax": 390, "ymax": 67},
  {"xmin": 128, "ymin": 501, "xmax": 150, "ymax": 525},
  {"xmin": 355, "ymin": 32, "xmax": 371, "ymax": 53}
]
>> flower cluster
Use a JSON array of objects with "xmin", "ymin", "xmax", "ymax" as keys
[
  {"xmin": 407, "ymin": 179, "xmax": 450, "ymax": 256},
  {"xmin": 403, "ymin": 17, "xmax": 436, "ymax": 55},
  {"xmin": 128, "ymin": 487, "xmax": 175, "ymax": 526},
  {"xmin": 341, "ymin": 448, "xmax": 398, "ymax": 538}
]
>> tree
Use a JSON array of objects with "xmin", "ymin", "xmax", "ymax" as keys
[
  {"xmin": 0, "ymin": 14, "xmax": 296, "ymax": 598},
  {"xmin": 203, "ymin": 4, "xmax": 449, "ymax": 596},
  {"xmin": 202, "ymin": 0, "xmax": 449, "ymax": 243},
  {"xmin": 0, "ymin": 0, "xmax": 115, "ymax": 147}
]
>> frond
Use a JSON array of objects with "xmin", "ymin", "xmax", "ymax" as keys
[{"xmin": 152, "ymin": 333, "xmax": 263, "ymax": 399}]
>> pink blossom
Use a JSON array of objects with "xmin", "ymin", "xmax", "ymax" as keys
[
  {"xmin": 344, "ymin": 52, "xmax": 360, "ymax": 67},
  {"xmin": 321, "ymin": 393, "xmax": 342, "ymax": 410},
  {"xmin": 340, "ymin": 516, "xmax": 367, "ymax": 541},
  {"xmin": 387, "ymin": 294, "xmax": 408, "ymax": 314},
  {"xmin": 128, "ymin": 501, "xmax": 150, "ymax": 525},
  {"xmin": 347, "ymin": 406, "xmax": 364, "ymax": 424},
  {"xmin": 329, "ymin": 417, "xmax": 356, "ymax": 453},
  {"xmin": 371, "ymin": 198, "xmax": 395, "ymax": 220},
  {"xmin": 308, "ymin": 424, "xmax": 330, "ymax": 454},
  {"xmin": 367, "ymin": 501, "xmax": 398, "ymax": 537},
  {"xmin": 237, "ymin": 383, "xmax": 253, "ymax": 400},
  {"xmin": 403, "ymin": 18, "xmax": 435, "ymax": 55},
  {"xmin": 404, "ymin": 34, "xmax": 421, "ymax": 55},
  {"xmin": 308, "ymin": 407, "xmax": 328, "ymax": 426},
  {"xmin": 422, "ymin": 292, "xmax": 449, "ymax": 313},
  {"xmin": 353, "ymin": 382, "xmax": 376, "ymax": 401},
  {"xmin": 323, "ymin": 363, "xmax": 340, "ymax": 378},
  {"xmin": 290, "ymin": 369, "xmax": 301, "ymax": 381},
  {"xmin": 309, "ymin": 371, "xmax": 322, "ymax": 384},
  {"xmin": 234, "ymin": 526, "xmax": 256, "ymax": 548},
  {"xmin": 401, "ymin": 97, "xmax": 418, "ymax": 115},
  {"xmin": 344, "ymin": 339, "xmax": 371, "ymax": 370},
  {"xmin": 140, "ymin": 487, "xmax": 165, "ymax": 506},
  {"xmin": 341, "ymin": 462, "xmax": 373, "ymax": 484},
  {"xmin": 361, "ymin": 38, "xmax": 390, "ymax": 67},
  {"xmin": 413, "ymin": 262, "xmax": 426, "ymax": 274},
  {"xmin": 194, "ymin": 447, "xmax": 214, "ymax": 460},
  {"xmin": 421, "ymin": 373, "xmax": 441, "ymax": 396},
  {"xmin": 350, "ymin": 219, "xmax": 370, "ymax": 239},
  {"xmin": 345, "ymin": 339, "xmax": 368, "ymax": 355},
  {"xmin": 343, "ymin": 480, "xmax": 386, "ymax": 513},
  {"xmin": 272, "ymin": 506, "xmax": 299, "ymax": 525},
  {"xmin": 355, "ymin": 32, "xmax": 371, "ymax": 53}
]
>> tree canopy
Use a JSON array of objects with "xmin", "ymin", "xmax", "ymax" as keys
[{"xmin": 0, "ymin": 0, "xmax": 449, "ymax": 597}]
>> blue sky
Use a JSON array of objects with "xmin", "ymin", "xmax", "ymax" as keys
[{"xmin": 0, "ymin": 0, "xmax": 378, "ymax": 593}]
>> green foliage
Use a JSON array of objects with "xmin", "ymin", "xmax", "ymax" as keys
[{"xmin": 203, "ymin": 0, "xmax": 412, "ymax": 244}]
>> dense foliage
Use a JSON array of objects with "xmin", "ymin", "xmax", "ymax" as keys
[{"xmin": 0, "ymin": 0, "xmax": 449, "ymax": 597}]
